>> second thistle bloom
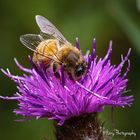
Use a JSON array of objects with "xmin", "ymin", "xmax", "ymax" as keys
[{"xmin": 0, "ymin": 39, "xmax": 133, "ymax": 125}]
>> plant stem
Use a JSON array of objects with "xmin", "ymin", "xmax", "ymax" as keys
[{"xmin": 55, "ymin": 113, "xmax": 104, "ymax": 140}]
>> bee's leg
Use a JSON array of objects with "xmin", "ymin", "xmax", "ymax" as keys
[
  {"xmin": 53, "ymin": 62, "xmax": 60, "ymax": 79},
  {"xmin": 53, "ymin": 62, "xmax": 57, "ymax": 73}
]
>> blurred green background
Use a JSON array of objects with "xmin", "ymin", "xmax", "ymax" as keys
[{"xmin": 0, "ymin": 0, "xmax": 139, "ymax": 140}]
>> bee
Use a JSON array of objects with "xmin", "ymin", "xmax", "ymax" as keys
[{"xmin": 20, "ymin": 15, "xmax": 87, "ymax": 80}]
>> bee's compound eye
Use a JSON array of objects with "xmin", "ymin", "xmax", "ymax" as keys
[{"xmin": 75, "ymin": 64, "xmax": 86, "ymax": 78}]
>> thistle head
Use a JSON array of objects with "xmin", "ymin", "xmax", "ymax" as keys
[{"xmin": 0, "ymin": 39, "xmax": 133, "ymax": 125}]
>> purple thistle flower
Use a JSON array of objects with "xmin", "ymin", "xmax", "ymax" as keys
[{"xmin": 0, "ymin": 39, "xmax": 133, "ymax": 125}]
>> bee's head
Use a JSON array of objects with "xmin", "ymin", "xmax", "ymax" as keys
[
  {"xmin": 73, "ymin": 61, "xmax": 87, "ymax": 80},
  {"xmin": 63, "ymin": 49, "xmax": 87, "ymax": 81}
]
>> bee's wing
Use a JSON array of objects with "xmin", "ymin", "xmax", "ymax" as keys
[
  {"xmin": 35, "ymin": 15, "xmax": 69, "ymax": 45},
  {"xmin": 20, "ymin": 34, "xmax": 63, "ymax": 64},
  {"xmin": 20, "ymin": 34, "xmax": 43, "ymax": 52}
]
